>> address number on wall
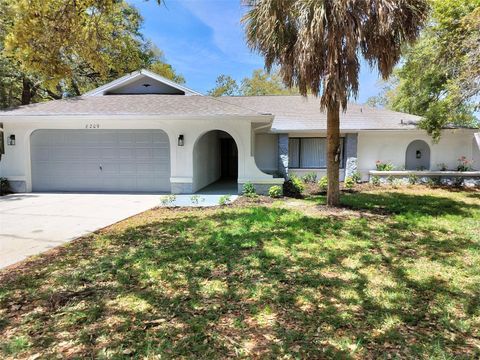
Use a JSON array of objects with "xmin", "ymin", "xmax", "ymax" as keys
[{"xmin": 85, "ymin": 124, "xmax": 100, "ymax": 129}]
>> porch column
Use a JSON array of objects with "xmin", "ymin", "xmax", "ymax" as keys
[
  {"xmin": 278, "ymin": 134, "xmax": 289, "ymax": 179},
  {"xmin": 344, "ymin": 133, "xmax": 358, "ymax": 178}
]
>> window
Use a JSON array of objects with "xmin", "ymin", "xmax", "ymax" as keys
[{"xmin": 288, "ymin": 137, "xmax": 344, "ymax": 169}]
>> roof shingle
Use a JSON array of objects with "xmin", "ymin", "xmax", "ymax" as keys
[
  {"xmin": 0, "ymin": 95, "xmax": 262, "ymax": 117},
  {"xmin": 222, "ymin": 96, "xmax": 421, "ymax": 131}
]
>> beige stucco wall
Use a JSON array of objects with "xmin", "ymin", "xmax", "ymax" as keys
[
  {"xmin": 254, "ymin": 133, "xmax": 278, "ymax": 174},
  {"xmin": 358, "ymin": 129, "xmax": 479, "ymax": 180},
  {"xmin": 0, "ymin": 116, "xmax": 281, "ymax": 192}
]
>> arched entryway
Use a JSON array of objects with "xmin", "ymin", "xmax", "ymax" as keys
[
  {"xmin": 405, "ymin": 140, "xmax": 430, "ymax": 170},
  {"xmin": 192, "ymin": 130, "xmax": 238, "ymax": 193}
]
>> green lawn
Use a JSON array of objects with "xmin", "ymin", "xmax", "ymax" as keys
[{"xmin": 1, "ymin": 187, "xmax": 479, "ymax": 359}]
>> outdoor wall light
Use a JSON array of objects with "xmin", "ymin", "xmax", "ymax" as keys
[
  {"xmin": 7, "ymin": 134, "xmax": 15, "ymax": 146},
  {"xmin": 416, "ymin": 150, "xmax": 422, "ymax": 159},
  {"xmin": 178, "ymin": 134, "xmax": 184, "ymax": 146}
]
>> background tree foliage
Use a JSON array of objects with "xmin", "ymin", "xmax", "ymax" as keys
[
  {"xmin": 0, "ymin": 0, "xmax": 183, "ymax": 108},
  {"xmin": 208, "ymin": 69, "xmax": 298, "ymax": 97},
  {"xmin": 387, "ymin": 0, "xmax": 480, "ymax": 140},
  {"xmin": 207, "ymin": 75, "xmax": 240, "ymax": 96}
]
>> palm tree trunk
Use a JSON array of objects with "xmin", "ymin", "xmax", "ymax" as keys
[{"xmin": 326, "ymin": 101, "xmax": 341, "ymax": 206}]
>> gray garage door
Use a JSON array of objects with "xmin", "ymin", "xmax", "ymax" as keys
[{"xmin": 31, "ymin": 129, "xmax": 170, "ymax": 192}]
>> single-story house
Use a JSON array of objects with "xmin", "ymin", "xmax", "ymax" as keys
[{"xmin": 1, "ymin": 69, "xmax": 479, "ymax": 194}]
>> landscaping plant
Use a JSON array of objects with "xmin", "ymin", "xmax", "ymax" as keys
[
  {"xmin": 268, "ymin": 185, "xmax": 282, "ymax": 198},
  {"xmin": 242, "ymin": 182, "xmax": 256, "ymax": 197},
  {"xmin": 160, "ymin": 194, "xmax": 176, "ymax": 207},
  {"xmin": 318, "ymin": 176, "xmax": 328, "ymax": 192},
  {"xmin": 375, "ymin": 161, "xmax": 395, "ymax": 171},
  {"xmin": 344, "ymin": 176, "xmax": 355, "ymax": 190},
  {"xmin": 283, "ymin": 175, "xmax": 304, "ymax": 198},
  {"xmin": 457, "ymin": 156, "xmax": 473, "ymax": 172},
  {"xmin": 0, "ymin": 177, "xmax": 9, "ymax": 195},
  {"xmin": 218, "ymin": 195, "xmax": 231, "ymax": 206},
  {"xmin": 301, "ymin": 172, "xmax": 317, "ymax": 183}
]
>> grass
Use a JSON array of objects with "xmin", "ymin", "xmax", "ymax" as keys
[{"xmin": 0, "ymin": 187, "xmax": 479, "ymax": 359}]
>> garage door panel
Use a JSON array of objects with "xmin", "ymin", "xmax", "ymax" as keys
[{"xmin": 31, "ymin": 130, "xmax": 170, "ymax": 192}]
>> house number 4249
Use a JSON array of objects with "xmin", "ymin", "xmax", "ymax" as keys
[{"xmin": 85, "ymin": 124, "xmax": 100, "ymax": 129}]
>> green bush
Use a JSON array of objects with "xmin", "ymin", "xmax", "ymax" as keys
[
  {"xmin": 218, "ymin": 195, "xmax": 232, "ymax": 206},
  {"xmin": 351, "ymin": 171, "xmax": 361, "ymax": 183},
  {"xmin": 0, "ymin": 177, "xmax": 9, "ymax": 196},
  {"xmin": 408, "ymin": 173, "xmax": 418, "ymax": 185},
  {"xmin": 160, "ymin": 194, "xmax": 176, "ymax": 207},
  {"xmin": 318, "ymin": 176, "xmax": 328, "ymax": 192},
  {"xmin": 268, "ymin": 185, "xmax": 283, "ymax": 198},
  {"xmin": 190, "ymin": 195, "xmax": 204, "ymax": 205},
  {"xmin": 371, "ymin": 176, "xmax": 381, "ymax": 186},
  {"xmin": 242, "ymin": 182, "xmax": 256, "ymax": 196},
  {"xmin": 301, "ymin": 172, "xmax": 317, "ymax": 183},
  {"xmin": 344, "ymin": 177, "xmax": 355, "ymax": 189},
  {"xmin": 283, "ymin": 175, "xmax": 304, "ymax": 198},
  {"xmin": 375, "ymin": 161, "xmax": 395, "ymax": 171}
]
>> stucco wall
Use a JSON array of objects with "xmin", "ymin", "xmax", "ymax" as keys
[
  {"xmin": 192, "ymin": 131, "xmax": 221, "ymax": 192},
  {"xmin": 358, "ymin": 129, "xmax": 479, "ymax": 180},
  {"xmin": 0, "ymin": 116, "xmax": 280, "ymax": 193},
  {"xmin": 254, "ymin": 133, "xmax": 278, "ymax": 174},
  {"xmin": 474, "ymin": 134, "xmax": 480, "ymax": 167}
]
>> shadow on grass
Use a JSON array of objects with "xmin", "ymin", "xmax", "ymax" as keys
[
  {"xmin": 339, "ymin": 191, "xmax": 478, "ymax": 217},
  {"xmin": 1, "ymin": 194, "xmax": 479, "ymax": 358}
]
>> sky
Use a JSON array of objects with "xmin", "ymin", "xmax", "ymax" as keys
[{"xmin": 132, "ymin": 0, "xmax": 382, "ymax": 102}]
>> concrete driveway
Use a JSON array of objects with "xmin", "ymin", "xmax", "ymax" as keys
[{"xmin": 0, "ymin": 193, "xmax": 162, "ymax": 269}]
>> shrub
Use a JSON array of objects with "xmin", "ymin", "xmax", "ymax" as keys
[
  {"xmin": 190, "ymin": 195, "xmax": 204, "ymax": 205},
  {"xmin": 386, "ymin": 175, "xmax": 395, "ymax": 185},
  {"xmin": 375, "ymin": 161, "xmax": 395, "ymax": 171},
  {"xmin": 301, "ymin": 172, "xmax": 317, "ymax": 183},
  {"xmin": 437, "ymin": 163, "xmax": 448, "ymax": 171},
  {"xmin": 218, "ymin": 195, "xmax": 232, "ymax": 206},
  {"xmin": 268, "ymin": 185, "xmax": 283, "ymax": 198},
  {"xmin": 0, "ymin": 177, "xmax": 9, "ymax": 196},
  {"xmin": 351, "ymin": 171, "xmax": 361, "ymax": 184},
  {"xmin": 427, "ymin": 176, "xmax": 441, "ymax": 187},
  {"xmin": 242, "ymin": 182, "xmax": 256, "ymax": 196},
  {"xmin": 160, "ymin": 194, "xmax": 176, "ymax": 207},
  {"xmin": 283, "ymin": 175, "xmax": 304, "ymax": 198},
  {"xmin": 318, "ymin": 176, "xmax": 328, "ymax": 192},
  {"xmin": 344, "ymin": 177, "xmax": 355, "ymax": 189},
  {"xmin": 457, "ymin": 156, "xmax": 473, "ymax": 172},
  {"xmin": 408, "ymin": 173, "xmax": 418, "ymax": 185},
  {"xmin": 371, "ymin": 176, "xmax": 381, "ymax": 186}
]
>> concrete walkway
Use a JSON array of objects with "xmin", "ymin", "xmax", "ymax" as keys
[{"xmin": 0, "ymin": 192, "xmax": 238, "ymax": 269}]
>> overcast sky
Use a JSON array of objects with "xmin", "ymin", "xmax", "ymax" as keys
[{"xmin": 132, "ymin": 0, "xmax": 382, "ymax": 102}]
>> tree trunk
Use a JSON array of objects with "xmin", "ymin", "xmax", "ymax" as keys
[
  {"xmin": 326, "ymin": 101, "xmax": 341, "ymax": 206},
  {"xmin": 21, "ymin": 77, "xmax": 33, "ymax": 105}
]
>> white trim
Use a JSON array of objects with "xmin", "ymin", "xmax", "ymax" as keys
[{"xmin": 83, "ymin": 69, "xmax": 202, "ymax": 97}]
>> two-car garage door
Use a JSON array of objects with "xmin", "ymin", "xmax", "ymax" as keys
[{"xmin": 30, "ymin": 129, "xmax": 170, "ymax": 192}]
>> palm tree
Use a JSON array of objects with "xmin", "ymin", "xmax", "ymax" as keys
[{"xmin": 243, "ymin": 0, "xmax": 429, "ymax": 206}]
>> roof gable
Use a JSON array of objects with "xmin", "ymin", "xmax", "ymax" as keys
[{"xmin": 83, "ymin": 69, "xmax": 201, "ymax": 96}]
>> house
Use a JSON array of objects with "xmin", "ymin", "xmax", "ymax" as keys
[{"xmin": 1, "ymin": 69, "xmax": 479, "ymax": 194}]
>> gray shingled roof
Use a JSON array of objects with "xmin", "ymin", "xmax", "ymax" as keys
[
  {"xmin": 1, "ymin": 93, "xmax": 423, "ymax": 131},
  {"xmin": 222, "ymin": 96, "xmax": 422, "ymax": 131},
  {"xmin": 0, "ymin": 95, "xmax": 262, "ymax": 117}
]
